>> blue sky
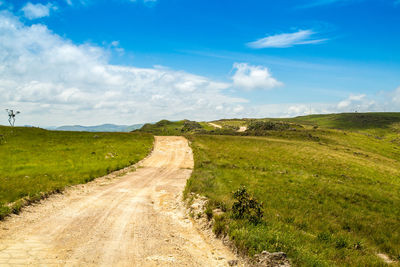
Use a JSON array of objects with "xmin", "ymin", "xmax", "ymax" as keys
[{"xmin": 0, "ymin": 0, "xmax": 399, "ymax": 126}]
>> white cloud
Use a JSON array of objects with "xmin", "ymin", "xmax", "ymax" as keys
[
  {"xmin": 21, "ymin": 2, "xmax": 55, "ymax": 20},
  {"xmin": 231, "ymin": 63, "xmax": 283, "ymax": 90},
  {"xmin": 244, "ymin": 87, "xmax": 400, "ymax": 119},
  {"xmin": 0, "ymin": 11, "xmax": 247, "ymax": 126},
  {"xmin": 390, "ymin": 86, "xmax": 400, "ymax": 104},
  {"xmin": 0, "ymin": 11, "xmax": 397, "ymax": 127},
  {"xmin": 248, "ymin": 30, "xmax": 327, "ymax": 49},
  {"xmin": 337, "ymin": 94, "xmax": 368, "ymax": 109}
]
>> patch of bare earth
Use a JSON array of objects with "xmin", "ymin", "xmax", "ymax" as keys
[
  {"xmin": 377, "ymin": 253, "xmax": 397, "ymax": 264},
  {"xmin": 209, "ymin": 123, "xmax": 222, "ymax": 129},
  {"xmin": 0, "ymin": 136, "xmax": 240, "ymax": 266},
  {"xmin": 237, "ymin": 127, "xmax": 247, "ymax": 132}
]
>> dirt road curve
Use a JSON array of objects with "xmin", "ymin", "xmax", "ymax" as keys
[
  {"xmin": 208, "ymin": 123, "xmax": 222, "ymax": 129},
  {"xmin": 0, "ymin": 136, "xmax": 239, "ymax": 266}
]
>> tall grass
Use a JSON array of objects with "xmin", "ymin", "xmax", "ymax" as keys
[
  {"xmin": 185, "ymin": 130, "xmax": 400, "ymax": 266},
  {"xmin": 0, "ymin": 126, "xmax": 153, "ymax": 218}
]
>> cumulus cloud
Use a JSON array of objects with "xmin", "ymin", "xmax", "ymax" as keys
[
  {"xmin": 0, "ymin": 11, "xmax": 397, "ymax": 127},
  {"xmin": 21, "ymin": 2, "xmax": 56, "ymax": 20},
  {"xmin": 248, "ymin": 30, "xmax": 327, "ymax": 49},
  {"xmin": 337, "ymin": 94, "xmax": 368, "ymax": 110},
  {"xmin": 0, "ymin": 11, "xmax": 248, "ymax": 126},
  {"xmin": 246, "ymin": 88, "xmax": 400, "ymax": 119},
  {"xmin": 231, "ymin": 63, "xmax": 283, "ymax": 90},
  {"xmin": 390, "ymin": 86, "xmax": 400, "ymax": 104}
]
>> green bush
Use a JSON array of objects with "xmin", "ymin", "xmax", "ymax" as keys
[
  {"xmin": 181, "ymin": 120, "xmax": 202, "ymax": 132},
  {"xmin": 232, "ymin": 186, "xmax": 263, "ymax": 224},
  {"xmin": 248, "ymin": 121, "xmax": 290, "ymax": 131}
]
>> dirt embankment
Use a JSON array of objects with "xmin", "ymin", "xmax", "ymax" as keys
[{"xmin": 0, "ymin": 136, "xmax": 241, "ymax": 266}]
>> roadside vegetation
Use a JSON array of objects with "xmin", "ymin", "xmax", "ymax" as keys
[
  {"xmin": 184, "ymin": 113, "xmax": 400, "ymax": 266},
  {"xmin": 0, "ymin": 126, "xmax": 153, "ymax": 219}
]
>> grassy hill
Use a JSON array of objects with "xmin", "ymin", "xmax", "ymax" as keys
[
  {"xmin": 138, "ymin": 119, "xmax": 226, "ymax": 135},
  {"xmin": 184, "ymin": 113, "xmax": 400, "ymax": 266},
  {"xmin": 0, "ymin": 126, "xmax": 153, "ymax": 219},
  {"xmin": 285, "ymin": 112, "xmax": 400, "ymax": 130},
  {"xmin": 213, "ymin": 112, "xmax": 400, "ymax": 134}
]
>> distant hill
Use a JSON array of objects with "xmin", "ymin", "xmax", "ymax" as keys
[
  {"xmin": 54, "ymin": 123, "xmax": 144, "ymax": 132},
  {"xmin": 138, "ymin": 119, "xmax": 223, "ymax": 135},
  {"xmin": 284, "ymin": 112, "xmax": 400, "ymax": 130},
  {"xmin": 213, "ymin": 112, "xmax": 400, "ymax": 130}
]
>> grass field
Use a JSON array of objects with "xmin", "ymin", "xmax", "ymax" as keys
[
  {"xmin": 0, "ymin": 126, "xmax": 153, "ymax": 219},
  {"xmin": 185, "ymin": 123, "xmax": 400, "ymax": 266}
]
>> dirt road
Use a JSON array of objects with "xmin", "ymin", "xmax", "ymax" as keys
[
  {"xmin": 208, "ymin": 123, "xmax": 222, "ymax": 129},
  {"xmin": 0, "ymin": 136, "xmax": 239, "ymax": 266}
]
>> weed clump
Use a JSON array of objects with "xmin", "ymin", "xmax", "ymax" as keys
[
  {"xmin": 232, "ymin": 186, "xmax": 263, "ymax": 224},
  {"xmin": 205, "ymin": 205, "xmax": 213, "ymax": 220},
  {"xmin": 213, "ymin": 214, "xmax": 228, "ymax": 237}
]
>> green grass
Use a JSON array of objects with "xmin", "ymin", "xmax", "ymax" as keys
[
  {"xmin": 139, "ymin": 120, "xmax": 186, "ymax": 135},
  {"xmin": 214, "ymin": 112, "xmax": 400, "ymax": 137},
  {"xmin": 185, "ymin": 127, "xmax": 400, "ymax": 266},
  {"xmin": 0, "ymin": 126, "xmax": 153, "ymax": 218},
  {"xmin": 138, "ymin": 119, "xmax": 233, "ymax": 135},
  {"xmin": 285, "ymin": 112, "xmax": 400, "ymax": 130}
]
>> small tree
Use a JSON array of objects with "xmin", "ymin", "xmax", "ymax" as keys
[
  {"xmin": 232, "ymin": 186, "xmax": 263, "ymax": 224},
  {"xmin": 5, "ymin": 109, "xmax": 20, "ymax": 127}
]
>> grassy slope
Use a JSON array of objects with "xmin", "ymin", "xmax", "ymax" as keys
[
  {"xmin": 0, "ymin": 126, "xmax": 153, "ymax": 218},
  {"xmin": 139, "ymin": 120, "xmax": 186, "ymax": 135},
  {"xmin": 285, "ymin": 112, "xmax": 400, "ymax": 130},
  {"xmin": 138, "ymin": 119, "xmax": 231, "ymax": 135},
  {"xmin": 214, "ymin": 112, "xmax": 400, "ymax": 135},
  {"xmin": 185, "ymin": 116, "xmax": 400, "ymax": 266}
]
